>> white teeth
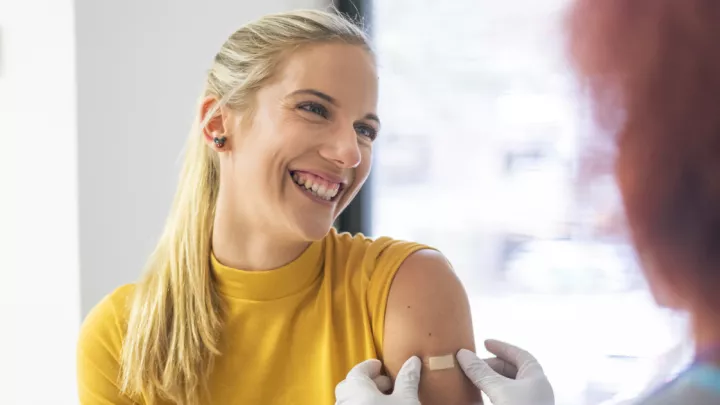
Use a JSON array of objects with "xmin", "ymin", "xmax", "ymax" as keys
[
  {"xmin": 320, "ymin": 186, "xmax": 338, "ymax": 199},
  {"xmin": 291, "ymin": 172, "xmax": 340, "ymax": 201}
]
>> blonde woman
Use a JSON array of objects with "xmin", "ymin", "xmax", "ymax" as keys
[{"xmin": 76, "ymin": 9, "xmax": 479, "ymax": 405}]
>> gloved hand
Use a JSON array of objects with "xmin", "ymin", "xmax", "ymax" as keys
[
  {"xmin": 456, "ymin": 339, "xmax": 554, "ymax": 405},
  {"xmin": 335, "ymin": 356, "xmax": 422, "ymax": 405}
]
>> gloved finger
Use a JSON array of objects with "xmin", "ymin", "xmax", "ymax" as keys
[
  {"xmin": 457, "ymin": 349, "xmax": 505, "ymax": 387},
  {"xmin": 372, "ymin": 375, "xmax": 393, "ymax": 393},
  {"xmin": 346, "ymin": 359, "xmax": 383, "ymax": 380},
  {"xmin": 391, "ymin": 356, "xmax": 422, "ymax": 400},
  {"xmin": 336, "ymin": 359, "xmax": 385, "ymax": 400},
  {"xmin": 484, "ymin": 357, "xmax": 519, "ymax": 379},
  {"xmin": 484, "ymin": 339, "xmax": 544, "ymax": 378},
  {"xmin": 335, "ymin": 372, "xmax": 381, "ymax": 402},
  {"xmin": 457, "ymin": 349, "xmax": 508, "ymax": 404}
]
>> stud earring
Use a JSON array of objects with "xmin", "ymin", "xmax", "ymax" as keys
[{"xmin": 213, "ymin": 136, "xmax": 227, "ymax": 148}]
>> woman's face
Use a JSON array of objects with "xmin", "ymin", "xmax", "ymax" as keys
[{"xmin": 216, "ymin": 42, "xmax": 378, "ymax": 241}]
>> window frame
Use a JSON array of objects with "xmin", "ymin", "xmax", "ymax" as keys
[{"xmin": 334, "ymin": 0, "xmax": 374, "ymax": 235}]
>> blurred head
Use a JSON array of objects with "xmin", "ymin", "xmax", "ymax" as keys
[
  {"xmin": 567, "ymin": 0, "xmax": 720, "ymax": 313},
  {"xmin": 121, "ymin": 10, "xmax": 372, "ymax": 405},
  {"xmin": 202, "ymin": 22, "xmax": 377, "ymax": 242}
]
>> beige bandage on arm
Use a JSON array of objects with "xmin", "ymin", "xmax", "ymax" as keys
[{"xmin": 424, "ymin": 354, "xmax": 456, "ymax": 371}]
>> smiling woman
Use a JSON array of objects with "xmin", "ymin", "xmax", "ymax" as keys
[{"xmin": 75, "ymin": 9, "xmax": 478, "ymax": 405}]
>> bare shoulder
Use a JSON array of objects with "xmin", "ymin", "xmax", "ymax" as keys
[
  {"xmin": 391, "ymin": 249, "xmax": 460, "ymax": 294},
  {"xmin": 387, "ymin": 249, "xmax": 472, "ymax": 330},
  {"xmin": 384, "ymin": 250, "xmax": 481, "ymax": 404},
  {"xmin": 385, "ymin": 250, "xmax": 471, "ymax": 345}
]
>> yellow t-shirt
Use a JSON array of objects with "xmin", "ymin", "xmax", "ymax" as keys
[{"xmin": 77, "ymin": 229, "xmax": 430, "ymax": 405}]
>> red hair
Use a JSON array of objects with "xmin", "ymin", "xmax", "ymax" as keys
[{"xmin": 566, "ymin": 0, "xmax": 720, "ymax": 310}]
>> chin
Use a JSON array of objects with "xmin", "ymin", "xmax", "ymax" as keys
[{"xmin": 293, "ymin": 217, "xmax": 335, "ymax": 242}]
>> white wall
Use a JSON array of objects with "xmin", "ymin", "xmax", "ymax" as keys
[
  {"xmin": 0, "ymin": 1, "xmax": 80, "ymax": 404},
  {"xmin": 1, "ymin": 0, "xmax": 328, "ymax": 404}
]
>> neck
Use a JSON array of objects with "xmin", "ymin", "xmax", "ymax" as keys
[
  {"xmin": 693, "ymin": 311, "xmax": 720, "ymax": 366},
  {"xmin": 211, "ymin": 200, "xmax": 310, "ymax": 271}
]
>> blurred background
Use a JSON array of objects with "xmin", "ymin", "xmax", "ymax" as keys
[{"xmin": 0, "ymin": 0, "xmax": 693, "ymax": 404}]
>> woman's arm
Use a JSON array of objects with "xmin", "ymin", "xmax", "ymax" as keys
[{"xmin": 382, "ymin": 250, "xmax": 482, "ymax": 405}]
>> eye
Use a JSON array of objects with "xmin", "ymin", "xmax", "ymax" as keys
[
  {"xmin": 298, "ymin": 102, "xmax": 329, "ymax": 119},
  {"xmin": 355, "ymin": 124, "xmax": 378, "ymax": 141}
]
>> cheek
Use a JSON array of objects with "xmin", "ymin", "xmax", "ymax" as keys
[
  {"xmin": 339, "ymin": 149, "xmax": 372, "ymax": 207},
  {"xmin": 228, "ymin": 148, "xmax": 276, "ymax": 191},
  {"xmin": 355, "ymin": 149, "xmax": 373, "ymax": 185}
]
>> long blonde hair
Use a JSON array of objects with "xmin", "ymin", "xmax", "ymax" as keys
[{"xmin": 119, "ymin": 10, "xmax": 370, "ymax": 404}]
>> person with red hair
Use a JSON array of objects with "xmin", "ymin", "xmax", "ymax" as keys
[{"xmin": 335, "ymin": 0, "xmax": 720, "ymax": 404}]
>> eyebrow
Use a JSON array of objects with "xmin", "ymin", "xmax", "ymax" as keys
[{"xmin": 290, "ymin": 88, "xmax": 381, "ymax": 127}]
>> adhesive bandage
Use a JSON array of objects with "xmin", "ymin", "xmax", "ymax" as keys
[{"xmin": 425, "ymin": 354, "xmax": 455, "ymax": 371}]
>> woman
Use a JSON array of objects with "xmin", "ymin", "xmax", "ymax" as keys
[
  {"xmin": 76, "ymin": 9, "xmax": 480, "ymax": 405},
  {"xmin": 568, "ymin": 0, "xmax": 720, "ymax": 402},
  {"xmin": 337, "ymin": 0, "xmax": 720, "ymax": 404}
]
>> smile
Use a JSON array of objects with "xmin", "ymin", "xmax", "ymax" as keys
[{"xmin": 290, "ymin": 170, "xmax": 344, "ymax": 202}]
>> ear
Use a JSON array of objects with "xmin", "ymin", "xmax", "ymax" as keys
[{"xmin": 200, "ymin": 96, "xmax": 230, "ymax": 151}]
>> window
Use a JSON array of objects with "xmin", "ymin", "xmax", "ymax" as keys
[{"xmin": 368, "ymin": 1, "xmax": 691, "ymax": 404}]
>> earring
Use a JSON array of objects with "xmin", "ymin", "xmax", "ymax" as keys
[{"xmin": 213, "ymin": 136, "xmax": 227, "ymax": 149}]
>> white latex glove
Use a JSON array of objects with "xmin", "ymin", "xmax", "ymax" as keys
[
  {"xmin": 457, "ymin": 339, "xmax": 554, "ymax": 405},
  {"xmin": 335, "ymin": 357, "xmax": 422, "ymax": 405}
]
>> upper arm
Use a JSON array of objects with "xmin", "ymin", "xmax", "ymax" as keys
[
  {"xmin": 383, "ymin": 250, "xmax": 481, "ymax": 405},
  {"xmin": 77, "ymin": 291, "xmax": 137, "ymax": 405}
]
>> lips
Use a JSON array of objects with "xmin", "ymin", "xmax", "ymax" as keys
[{"xmin": 290, "ymin": 170, "xmax": 345, "ymax": 202}]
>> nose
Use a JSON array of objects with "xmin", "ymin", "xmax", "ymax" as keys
[{"xmin": 319, "ymin": 125, "xmax": 362, "ymax": 169}]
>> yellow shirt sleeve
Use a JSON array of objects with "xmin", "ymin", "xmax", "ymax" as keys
[
  {"xmin": 365, "ymin": 238, "xmax": 435, "ymax": 360},
  {"xmin": 77, "ymin": 285, "xmax": 137, "ymax": 405}
]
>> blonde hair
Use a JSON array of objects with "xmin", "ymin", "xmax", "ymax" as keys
[{"xmin": 119, "ymin": 10, "xmax": 370, "ymax": 404}]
